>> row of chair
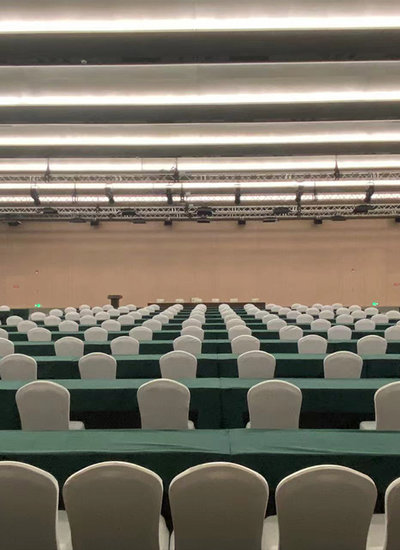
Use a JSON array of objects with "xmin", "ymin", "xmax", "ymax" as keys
[{"xmin": 0, "ymin": 459, "xmax": 397, "ymax": 550}]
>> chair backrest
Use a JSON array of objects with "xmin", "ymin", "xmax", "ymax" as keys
[
  {"xmin": 27, "ymin": 327, "xmax": 52, "ymax": 342},
  {"xmin": 327, "ymin": 325, "xmax": 352, "ymax": 341},
  {"xmin": 138, "ymin": 379, "xmax": 191, "ymax": 429},
  {"xmin": 84, "ymin": 327, "xmax": 108, "ymax": 342},
  {"xmin": 237, "ymin": 351, "xmax": 276, "ymax": 379},
  {"xmin": 64, "ymin": 307, "xmax": 77, "ymax": 313},
  {"xmin": 92, "ymin": 307, "xmax": 103, "ymax": 314},
  {"xmin": 318, "ymin": 310, "xmax": 335, "ymax": 320},
  {"xmin": 0, "ymin": 328, "xmax": 8, "ymax": 339},
  {"xmin": 385, "ymin": 325, "xmax": 400, "ymax": 342},
  {"xmin": 128, "ymin": 311, "xmax": 142, "ymax": 320},
  {"xmin": 55, "ymin": 337, "xmax": 84, "ymax": 358},
  {"xmin": 142, "ymin": 319, "xmax": 162, "ymax": 331},
  {"xmin": 0, "ymin": 305, "xmax": 10, "ymax": 312},
  {"xmin": 374, "ymin": 382, "xmax": 400, "ymax": 430},
  {"xmin": 63, "ymin": 461, "xmax": 163, "ymax": 550},
  {"xmin": 6, "ymin": 315, "xmax": 23, "ymax": 326},
  {"xmin": 173, "ymin": 335, "xmax": 202, "ymax": 356},
  {"xmin": 101, "ymin": 320, "xmax": 121, "ymax": 332},
  {"xmin": 79, "ymin": 304, "xmax": 90, "ymax": 311},
  {"xmin": 357, "ymin": 335, "xmax": 387, "ymax": 355},
  {"xmin": 43, "ymin": 315, "xmax": 61, "ymax": 327},
  {"xmin": 278, "ymin": 307, "xmax": 291, "ymax": 316},
  {"xmin": 262, "ymin": 314, "xmax": 278, "ymax": 324},
  {"xmin": 352, "ymin": 310, "xmax": 367, "ymax": 320},
  {"xmin": 275, "ymin": 465, "xmax": 377, "ymax": 550},
  {"xmin": 286, "ymin": 310, "xmax": 301, "ymax": 320},
  {"xmin": 226, "ymin": 319, "xmax": 246, "ymax": 330},
  {"xmin": 297, "ymin": 335, "xmax": 327, "ymax": 354},
  {"xmin": 126, "ymin": 304, "xmax": 137, "ymax": 311},
  {"xmin": 247, "ymin": 380, "xmax": 302, "ymax": 429},
  {"xmin": 349, "ymin": 304, "xmax": 362, "ymax": 312},
  {"xmin": 94, "ymin": 311, "xmax": 110, "ymax": 321},
  {"xmin": 79, "ymin": 353, "xmax": 117, "ymax": 380},
  {"xmin": 182, "ymin": 318, "xmax": 203, "ymax": 329},
  {"xmin": 80, "ymin": 315, "xmax": 96, "ymax": 327},
  {"xmin": 103, "ymin": 304, "xmax": 113, "ymax": 311},
  {"xmin": 30, "ymin": 311, "xmax": 46, "ymax": 321},
  {"xmin": 117, "ymin": 315, "xmax": 134, "ymax": 327},
  {"xmin": 228, "ymin": 325, "xmax": 252, "ymax": 340},
  {"xmin": 266, "ymin": 319, "xmax": 287, "ymax": 331},
  {"xmin": 16, "ymin": 381, "xmax": 70, "ymax": 430},
  {"xmin": 231, "ymin": 335, "xmax": 260, "ymax": 355},
  {"xmin": 58, "ymin": 320, "xmax": 79, "ymax": 332},
  {"xmin": 0, "ymin": 337, "xmax": 14, "ymax": 357},
  {"xmin": 279, "ymin": 325, "xmax": 303, "ymax": 342},
  {"xmin": 335, "ymin": 314, "xmax": 354, "ymax": 325},
  {"xmin": 65, "ymin": 312, "xmax": 80, "ymax": 321},
  {"xmin": 80, "ymin": 309, "xmax": 92, "ymax": 317},
  {"xmin": 17, "ymin": 320, "xmax": 37, "ymax": 333},
  {"xmin": 296, "ymin": 314, "xmax": 313, "ymax": 325},
  {"xmin": 170, "ymin": 462, "xmax": 269, "ymax": 550},
  {"xmin": 310, "ymin": 319, "xmax": 331, "ymax": 331},
  {"xmin": 118, "ymin": 306, "xmax": 130, "ymax": 315},
  {"xmin": 110, "ymin": 336, "xmax": 139, "ymax": 356},
  {"xmin": 365, "ymin": 307, "xmax": 379, "ymax": 316},
  {"xmin": 383, "ymin": 477, "xmax": 400, "ymax": 550},
  {"xmin": 0, "ymin": 354, "xmax": 37, "ymax": 381},
  {"xmin": 354, "ymin": 319, "xmax": 376, "ymax": 331},
  {"xmin": 129, "ymin": 326, "xmax": 153, "ymax": 341},
  {"xmin": 0, "ymin": 461, "xmax": 59, "ymax": 550},
  {"xmin": 323, "ymin": 351, "xmax": 363, "ymax": 379},
  {"xmin": 306, "ymin": 308, "xmax": 319, "ymax": 316},
  {"xmin": 181, "ymin": 326, "xmax": 205, "ymax": 341},
  {"xmin": 155, "ymin": 314, "xmax": 169, "ymax": 325},
  {"xmin": 49, "ymin": 309, "xmax": 63, "ymax": 317},
  {"xmin": 371, "ymin": 314, "xmax": 389, "ymax": 324},
  {"xmin": 159, "ymin": 350, "xmax": 197, "ymax": 380}
]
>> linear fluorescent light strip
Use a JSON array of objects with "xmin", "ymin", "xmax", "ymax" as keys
[{"xmin": 2, "ymin": 16, "xmax": 400, "ymax": 33}]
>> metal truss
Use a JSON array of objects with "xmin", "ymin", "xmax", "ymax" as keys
[{"xmin": 1, "ymin": 203, "xmax": 400, "ymax": 222}]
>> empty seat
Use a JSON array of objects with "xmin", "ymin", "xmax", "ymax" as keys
[
  {"xmin": 159, "ymin": 351, "xmax": 197, "ymax": 380},
  {"xmin": 318, "ymin": 310, "xmax": 335, "ymax": 320},
  {"xmin": 306, "ymin": 308, "xmax": 319, "ymax": 316},
  {"xmin": 129, "ymin": 326, "xmax": 153, "ymax": 341},
  {"xmin": 0, "ymin": 337, "xmax": 14, "ymax": 357},
  {"xmin": 94, "ymin": 311, "xmax": 110, "ymax": 321},
  {"xmin": 181, "ymin": 326, "xmax": 204, "ymax": 341},
  {"xmin": 336, "ymin": 314, "xmax": 354, "ymax": 325},
  {"xmin": 79, "ymin": 353, "xmax": 117, "ymax": 380},
  {"xmin": 357, "ymin": 335, "xmax": 387, "ymax": 355},
  {"xmin": 324, "ymin": 351, "xmax": 363, "ymax": 379},
  {"xmin": 385, "ymin": 325, "xmax": 400, "ymax": 341},
  {"xmin": 297, "ymin": 335, "xmax": 328, "ymax": 354},
  {"xmin": 310, "ymin": 319, "xmax": 331, "ymax": 331},
  {"xmin": 278, "ymin": 307, "xmax": 291, "ymax": 316},
  {"xmin": 228, "ymin": 325, "xmax": 252, "ymax": 340},
  {"xmin": 327, "ymin": 325, "xmax": 352, "ymax": 341},
  {"xmin": 286, "ymin": 310, "xmax": 301, "ymax": 320},
  {"xmin": 169, "ymin": 462, "xmax": 268, "ymax": 550},
  {"xmin": 64, "ymin": 307, "xmax": 77, "ymax": 313},
  {"xmin": 117, "ymin": 314, "xmax": 135, "ymax": 326},
  {"xmin": 79, "ymin": 315, "xmax": 96, "ymax": 327},
  {"xmin": 263, "ymin": 465, "xmax": 377, "ymax": 550},
  {"xmin": 226, "ymin": 319, "xmax": 246, "ymax": 330},
  {"xmin": 49, "ymin": 309, "xmax": 63, "ymax": 317},
  {"xmin": 386, "ymin": 310, "xmax": 400, "ymax": 320},
  {"xmin": 30, "ymin": 311, "xmax": 46, "ymax": 322},
  {"xmin": 231, "ymin": 335, "xmax": 260, "ymax": 355},
  {"xmin": 262, "ymin": 314, "xmax": 279, "ymax": 323},
  {"xmin": 118, "ymin": 306, "xmax": 130, "ymax": 315},
  {"xmin": 367, "ymin": 477, "xmax": 400, "ymax": 550},
  {"xmin": 63, "ymin": 462, "xmax": 169, "ymax": 550},
  {"xmin": 138, "ymin": 379, "xmax": 194, "ymax": 430},
  {"xmin": 16, "ymin": 381, "xmax": 84, "ymax": 430},
  {"xmin": 58, "ymin": 320, "xmax": 79, "ymax": 332},
  {"xmin": 0, "ymin": 462, "xmax": 72, "ymax": 550},
  {"xmin": 43, "ymin": 315, "xmax": 61, "ymax": 327},
  {"xmin": 84, "ymin": 327, "xmax": 108, "ymax": 342},
  {"xmin": 17, "ymin": 320, "xmax": 37, "ymax": 333},
  {"xmin": 27, "ymin": 328, "xmax": 52, "ymax": 342},
  {"xmin": 237, "ymin": 350, "xmax": 276, "ymax": 379},
  {"xmin": 0, "ymin": 329, "xmax": 8, "ymax": 339},
  {"xmin": 371, "ymin": 314, "xmax": 389, "ymax": 324},
  {"xmin": 6, "ymin": 315, "xmax": 23, "ymax": 326},
  {"xmin": 267, "ymin": 319, "xmax": 287, "ymax": 331},
  {"xmin": 279, "ymin": 326, "xmax": 303, "ymax": 342},
  {"xmin": 173, "ymin": 335, "xmax": 202, "ymax": 356},
  {"xmin": 80, "ymin": 309, "xmax": 92, "ymax": 317},
  {"xmin": 65, "ymin": 312, "xmax": 80, "ymax": 321},
  {"xmin": 92, "ymin": 307, "xmax": 103, "ymax": 315},
  {"xmin": 110, "ymin": 336, "xmax": 139, "ymax": 355},
  {"xmin": 354, "ymin": 319, "xmax": 376, "ymax": 331},
  {"xmin": 101, "ymin": 320, "xmax": 121, "ymax": 332},
  {"xmin": 55, "ymin": 337, "xmax": 84, "ymax": 358},
  {"xmin": 0, "ymin": 354, "xmax": 37, "ymax": 380},
  {"xmin": 349, "ymin": 305, "xmax": 362, "ymax": 312},
  {"xmin": 360, "ymin": 381, "xmax": 400, "ymax": 431},
  {"xmin": 154, "ymin": 314, "xmax": 169, "ymax": 325},
  {"xmin": 365, "ymin": 307, "xmax": 379, "ymax": 316},
  {"xmin": 79, "ymin": 304, "xmax": 90, "ymax": 311},
  {"xmin": 0, "ymin": 305, "xmax": 10, "ymax": 311},
  {"xmin": 247, "ymin": 380, "xmax": 302, "ymax": 429},
  {"xmin": 352, "ymin": 310, "xmax": 367, "ymax": 320}
]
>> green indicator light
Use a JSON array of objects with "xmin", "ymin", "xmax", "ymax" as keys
[
  {"xmin": 34, "ymin": 303, "xmax": 41, "ymax": 308},
  {"xmin": 372, "ymin": 302, "xmax": 379, "ymax": 306}
]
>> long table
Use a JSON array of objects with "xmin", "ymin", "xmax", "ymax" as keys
[
  {"xmin": 0, "ymin": 429, "xmax": 398, "ymax": 498},
  {"xmin": 0, "ymin": 378, "xmax": 391, "ymax": 430},
  {"xmin": 14, "ymin": 353, "xmax": 400, "ymax": 379}
]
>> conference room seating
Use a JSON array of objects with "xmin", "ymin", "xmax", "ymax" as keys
[
  {"xmin": 159, "ymin": 350, "xmax": 197, "ymax": 380},
  {"xmin": 79, "ymin": 304, "xmax": 90, "ymax": 311},
  {"xmin": 0, "ymin": 354, "xmax": 37, "ymax": 381},
  {"xmin": 365, "ymin": 307, "xmax": 379, "ymax": 316},
  {"xmin": 143, "ymin": 319, "xmax": 162, "ymax": 331},
  {"xmin": 296, "ymin": 314, "xmax": 314, "ymax": 325},
  {"xmin": 231, "ymin": 335, "xmax": 260, "ymax": 354},
  {"xmin": 65, "ymin": 312, "xmax": 80, "ymax": 321},
  {"xmin": 357, "ymin": 335, "xmax": 388, "ymax": 355},
  {"xmin": 30, "ymin": 311, "xmax": 46, "ymax": 322},
  {"xmin": 386, "ymin": 310, "xmax": 400, "ymax": 320},
  {"xmin": 44, "ymin": 315, "xmax": 62, "ymax": 327},
  {"xmin": 226, "ymin": 318, "xmax": 246, "ymax": 329},
  {"xmin": 263, "ymin": 465, "xmax": 377, "ymax": 550},
  {"xmin": 55, "ymin": 337, "xmax": 84, "ymax": 358},
  {"xmin": 6, "ymin": 315, "xmax": 23, "ymax": 326},
  {"xmin": 92, "ymin": 306, "xmax": 103, "ymax": 314},
  {"xmin": 0, "ymin": 328, "xmax": 8, "ymax": 339},
  {"xmin": 323, "ymin": 351, "xmax": 363, "ymax": 379},
  {"xmin": 246, "ymin": 380, "xmax": 302, "ymax": 429},
  {"xmin": 0, "ymin": 337, "xmax": 14, "ymax": 357},
  {"xmin": 101, "ymin": 319, "xmax": 121, "ymax": 332},
  {"xmin": 94, "ymin": 311, "xmax": 110, "ymax": 321},
  {"xmin": 64, "ymin": 307, "xmax": 77, "ymax": 313},
  {"xmin": 78, "ymin": 353, "xmax": 117, "ymax": 380},
  {"xmin": 154, "ymin": 314, "xmax": 169, "ymax": 325},
  {"xmin": 0, "ymin": 461, "xmax": 72, "ymax": 550},
  {"xmin": 16, "ymin": 381, "xmax": 84, "ymax": 430},
  {"xmin": 385, "ymin": 325, "xmax": 400, "ymax": 341},
  {"xmin": 27, "ymin": 327, "xmax": 52, "ymax": 342},
  {"xmin": 228, "ymin": 325, "xmax": 252, "ymax": 340},
  {"xmin": 110, "ymin": 336, "xmax": 139, "ymax": 355},
  {"xmin": 327, "ymin": 325, "xmax": 352, "ymax": 341},
  {"xmin": 336, "ymin": 314, "xmax": 354, "ymax": 325},
  {"xmin": 237, "ymin": 350, "xmax": 276, "ymax": 379},
  {"xmin": 319, "ymin": 310, "xmax": 335, "ymax": 320},
  {"xmin": 354, "ymin": 319, "xmax": 376, "ymax": 331},
  {"xmin": 79, "ymin": 315, "xmax": 96, "ymax": 327},
  {"xmin": 287, "ymin": 310, "xmax": 301, "ymax": 320},
  {"xmin": 352, "ymin": 310, "xmax": 367, "ymax": 319},
  {"xmin": 169, "ymin": 462, "xmax": 269, "ymax": 550},
  {"xmin": 181, "ymin": 326, "xmax": 205, "ymax": 341},
  {"xmin": 58, "ymin": 320, "xmax": 79, "ymax": 332},
  {"xmin": 279, "ymin": 325, "xmax": 303, "ymax": 341},
  {"xmin": 138, "ymin": 379, "xmax": 194, "ymax": 430},
  {"xmin": 173, "ymin": 335, "xmax": 202, "ymax": 355},
  {"xmin": 129, "ymin": 326, "xmax": 153, "ymax": 341},
  {"xmin": 262, "ymin": 313, "xmax": 279, "ymax": 323},
  {"xmin": 310, "ymin": 318, "xmax": 331, "ymax": 331},
  {"xmin": 297, "ymin": 335, "xmax": 328, "ymax": 354},
  {"xmin": 17, "ymin": 320, "xmax": 37, "ymax": 334},
  {"xmin": 49, "ymin": 309, "xmax": 63, "ymax": 317},
  {"xmin": 267, "ymin": 318, "xmax": 287, "ymax": 331},
  {"xmin": 360, "ymin": 382, "xmax": 400, "ymax": 431},
  {"xmin": 372, "ymin": 314, "xmax": 389, "ymax": 324},
  {"xmin": 63, "ymin": 462, "xmax": 169, "ymax": 550},
  {"xmin": 367, "ymin": 477, "xmax": 400, "ymax": 550},
  {"xmin": 84, "ymin": 327, "xmax": 108, "ymax": 342}
]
